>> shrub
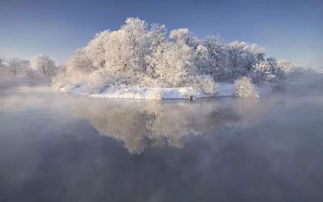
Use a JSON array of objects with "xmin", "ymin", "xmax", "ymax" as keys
[{"xmin": 234, "ymin": 77, "xmax": 259, "ymax": 98}]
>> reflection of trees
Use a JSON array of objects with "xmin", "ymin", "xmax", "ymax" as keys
[
  {"xmin": 72, "ymin": 99, "xmax": 242, "ymax": 154},
  {"xmin": 1, "ymin": 87, "xmax": 273, "ymax": 154}
]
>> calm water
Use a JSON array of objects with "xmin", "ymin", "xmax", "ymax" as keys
[{"xmin": 0, "ymin": 76, "xmax": 323, "ymax": 202}]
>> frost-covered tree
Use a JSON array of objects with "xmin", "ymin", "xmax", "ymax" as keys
[
  {"xmin": 251, "ymin": 59, "xmax": 276, "ymax": 83},
  {"xmin": 234, "ymin": 77, "xmax": 259, "ymax": 98},
  {"xmin": 194, "ymin": 75, "xmax": 218, "ymax": 95},
  {"xmin": 146, "ymin": 24, "xmax": 167, "ymax": 51},
  {"xmin": 84, "ymin": 18, "xmax": 149, "ymax": 75},
  {"xmin": 250, "ymin": 57, "xmax": 295, "ymax": 83},
  {"xmin": 31, "ymin": 55, "xmax": 57, "ymax": 77},
  {"xmin": 61, "ymin": 50, "xmax": 97, "ymax": 85},
  {"xmin": 0, "ymin": 57, "xmax": 33, "ymax": 78},
  {"xmin": 67, "ymin": 50, "xmax": 95, "ymax": 74},
  {"xmin": 277, "ymin": 59, "xmax": 295, "ymax": 74},
  {"xmin": 169, "ymin": 28, "xmax": 199, "ymax": 47},
  {"xmin": 225, "ymin": 42, "xmax": 264, "ymax": 80},
  {"xmin": 6, "ymin": 57, "xmax": 30, "ymax": 77},
  {"xmin": 147, "ymin": 29, "xmax": 197, "ymax": 86},
  {"xmin": 197, "ymin": 36, "xmax": 227, "ymax": 80}
]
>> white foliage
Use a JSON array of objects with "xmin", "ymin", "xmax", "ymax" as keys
[
  {"xmin": 234, "ymin": 77, "xmax": 259, "ymax": 98},
  {"xmin": 250, "ymin": 57, "xmax": 295, "ymax": 83},
  {"xmin": 66, "ymin": 50, "xmax": 95, "ymax": 74},
  {"xmin": 83, "ymin": 70, "xmax": 108, "ymax": 93},
  {"xmin": 277, "ymin": 59, "xmax": 295, "ymax": 73},
  {"xmin": 224, "ymin": 41, "xmax": 265, "ymax": 80},
  {"xmin": 147, "ymin": 41, "xmax": 195, "ymax": 86},
  {"xmin": 31, "ymin": 55, "xmax": 57, "ymax": 77},
  {"xmin": 6, "ymin": 57, "xmax": 30, "ymax": 77},
  {"xmin": 0, "ymin": 55, "xmax": 58, "ymax": 85},
  {"xmin": 194, "ymin": 75, "xmax": 218, "ymax": 95},
  {"xmin": 251, "ymin": 60, "xmax": 276, "ymax": 83},
  {"xmin": 170, "ymin": 28, "xmax": 197, "ymax": 46}
]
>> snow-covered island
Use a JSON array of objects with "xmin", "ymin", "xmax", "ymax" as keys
[
  {"xmin": 51, "ymin": 18, "xmax": 295, "ymax": 100},
  {"xmin": 1, "ymin": 18, "xmax": 296, "ymax": 100}
]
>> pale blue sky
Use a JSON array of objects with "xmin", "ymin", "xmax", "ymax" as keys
[{"xmin": 0, "ymin": 0, "xmax": 322, "ymax": 68}]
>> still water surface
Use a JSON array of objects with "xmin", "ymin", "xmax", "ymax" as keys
[{"xmin": 0, "ymin": 84, "xmax": 322, "ymax": 202}]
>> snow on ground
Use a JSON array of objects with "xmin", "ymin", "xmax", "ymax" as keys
[
  {"xmin": 59, "ymin": 83, "xmax": 270, "ymax": 100},
  {"xmin": 92, "ymin": 87, "xmax": 199, "ymax": 99}
]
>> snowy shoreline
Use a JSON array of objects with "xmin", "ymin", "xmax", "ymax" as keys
[
  {"xmin": 59, "ymin": 83, "xmax": 233, "ymax": 100},
  {"xmin": 58, "ymin": 83, "xmax": 271, "ymax": 100}
]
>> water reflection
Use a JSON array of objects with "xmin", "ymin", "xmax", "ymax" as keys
[
  {"xmin": 71, "ymin": 98, "xmax": 274, "ymax": 154},
  {"xmin": 0, "ymin": 86, "xmax": 281, "ymax": 154}
]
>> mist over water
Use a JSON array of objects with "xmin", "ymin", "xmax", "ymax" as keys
[{"xmin": 0, "ymin": 72, "xmax": 323, "ymax": 202}]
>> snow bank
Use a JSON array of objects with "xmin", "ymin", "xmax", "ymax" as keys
[
  {"xmin": 58, "ymin": 83, "xmax": 270, "ymax": 100},
  {"xmin": 93, "ymin": 87, "xmax": 195, "ymax": 99},
  {"xmin": 58, "ymin": 83, "xmax": 235, "ymax": 100}
]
